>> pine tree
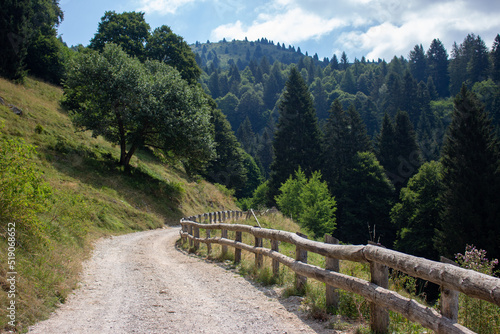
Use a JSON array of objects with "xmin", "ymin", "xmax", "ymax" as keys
[
  {"xmin": 337, "ymin": 152, "xmax": 395, "ymax": 246},
  {"xmin": 491, "ymin": 34, "xmax": 500, "ymax": 83},
  {"xmin": 0, "ymin": 0, "xmax": 33, "ymax": 81},
  {"xmin": 340, "ymin": 51, "xmax": 349, "ymax": 70},
  {"xmin": 409, "ymin": 44, "xmax": 427, "ymax": 83},
  {"xmin": 236, "ymin": 117, "xmax": 257, "ymax": 156},
  {"xmin": 377, "ymin": 113, "xmax": 399, "ymax": 184},
  {"xmin": 393, "ymin": 110, "xmax": 422, "ymax": 192},
  {"xmin": 203, "ymin": 109, "xmax": 247, "ymax": 195},
  {"xmin": 322, "ymin": 99, "xmax": 351, "ymax": 187},
  {"xmin": 268, "ymin": 67, "xmax": 322, "ymax": 204},
  {"xmin": 426, "ymin": 39, "xmax": 449, "ymax": 98},
  {"xmin": 437, "ymin": 85, "xmax": 500, "ymax": 260}
]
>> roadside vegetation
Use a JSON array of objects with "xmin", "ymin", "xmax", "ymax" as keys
[
  {"xmin": 180, "ymin": 211, "xmax": 500, "ymax": 334},
  {"xmin": 0, "ymin": 76, "xmax": 236, "ymax": 332}
]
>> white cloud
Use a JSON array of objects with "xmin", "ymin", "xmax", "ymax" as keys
[
  {"xmin": 137, "ymin": 0, "xmax": 199, "ymax": 15},
  {"xmin": 341, "ymin": 1, "xmax": 500, "ymax": 60},
  {"xmin": 211, "ymin": 6, "xmax": 346, "ymax": 45}
]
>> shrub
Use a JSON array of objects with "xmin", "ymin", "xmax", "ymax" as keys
[
  {"xmin": 455, "ymin": 245, "xmax": 500, "ymax": 333},
  {"xmin": 0, "ymin": 136, "xmax": 51, "ymax": 247}
]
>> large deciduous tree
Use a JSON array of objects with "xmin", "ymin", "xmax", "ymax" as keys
[
  {"xmin": 89, "ymin": 11, "xmax": 150, "ymax": 61},
  {"xmin": 437, "ymin": 85, "xmax": 500, "ymax": 260},
  {"xmin": 63, "ymin": 43, "xmax": 215, "ymax": 168},
  {"xmin": 145, "ymin": 25, "xmax": 201, "ymax": 84}
]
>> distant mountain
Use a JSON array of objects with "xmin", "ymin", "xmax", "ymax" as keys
[{"xmin": 191, "ymin": 38, "xmax": 328, "ymax": 70}]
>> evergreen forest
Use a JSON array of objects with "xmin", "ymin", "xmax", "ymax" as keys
[{"xmin": 2, "ymin": 4, "xmax": 500, "ymax": 268}]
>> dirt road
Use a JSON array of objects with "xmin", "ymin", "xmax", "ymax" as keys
[{"xmin": 28, "ymin": 227, "xmax": 336, "ymax": 334}]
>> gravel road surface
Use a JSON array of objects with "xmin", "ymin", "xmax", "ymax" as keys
[{"xmin": 28, "ymin": 227, "xmax": 340, "ymax": 334}]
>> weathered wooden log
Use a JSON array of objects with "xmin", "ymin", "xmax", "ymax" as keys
[
  {"xmin": 325, "ymin": 234, "xmax": 340, "ymax": 310},
  {"xmin": 295, "ymin": 233, "xmax": 308, "ymax": 293},
  {"xmin": 234, "ymin": 231, "xmax": 242, "ymax": 263},
  {"xmin": 255, "ymin": 231, "xmax": 263, "ymax": 268},
  {"xmin": 271, "ymin": 239, "xmax": 280, "ymax": 278},
  {"xmin": 180, "ymin": 233, "xmax": 474, "ymax": 334},
  {"xmin": 369, "ymin": 242, "xmax": 389, "ymax": 334},
  {"xmin": 193, "ymin": 216, "xmax": 199, "ymax": 251},
  {"xmin": 179, "ymin": 221, "xmax": 500, "ymax": 307},
  {"xmin": 180, "ymin": 222, "xmax": 367, "ymax": 262},
  {"xmin": 441, "ymin": 256, "xmax": 459, "ymax": 322},
  {"xmin": 206, "ymin": 229, "xmax": 211, "ymax": 255},
  {"xmin": 363, "ymin": 245, "xmax": 500, "ymax": 307},
  {"xmin": 221, "ymin": 228, "xmax": 228, "ymax": 256}
]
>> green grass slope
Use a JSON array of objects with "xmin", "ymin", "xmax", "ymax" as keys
[{"xmin": 0, "ymin": 76, "xmax": 237, "ymax": 332}]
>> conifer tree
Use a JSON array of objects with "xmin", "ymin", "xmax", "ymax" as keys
[
  {"xmin": 426, "ymin": 39, "xmax": 449, "ymax": 97},
  {"xmin": 322, "ymin": 99, "xmax": 351, "ymax": 187},
  {"xmin": 491, "ymin": 34, "xmax": 500, "ymax": 83},
  {"xmin": 437, "ymin": 85, "xmax": 500, "ymax": 260},
  {"xmin": 337, "ymin": 152, "xmax": 395, "ymax": 246},
  {"xmin": 268, "ymin": 67, "xmax": 322, "ymax": 204},
  {"xmin": 378, "ymin": 111, "xmax": 421, "ymax": 193},
  {"xmin": 393, "ymin": 110, "xmax": 422, "ymax": 192},
  {"xmin": 409, "ymin": 44, "xmax": 427, "ymax": 83},
  {"xmin": 203, "ymin": 109, "xmax": 247, "ymax": 195},
  {"xmin": 0, "ymin": 0, "xmax": 33, "ymax": 81},
  {"xmin": 377, "ymin": 113, "xmax": 398, "ymax": 182},
  {"xmin": 236, "ymin": 116, "xmax": 257, "ymax": 156}
]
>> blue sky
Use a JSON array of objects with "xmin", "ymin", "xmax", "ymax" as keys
[{"xmin": 58, "ymin": 0, "xmax": 500, "ymax": 61}]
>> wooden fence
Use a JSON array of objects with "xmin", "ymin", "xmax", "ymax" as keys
[{"xmin": 179, "ymin": 210, "xmax": 500, "ymax": 334}]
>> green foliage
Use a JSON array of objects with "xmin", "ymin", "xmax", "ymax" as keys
[
  {"xmin": 25, "ymin": 30, "xmax": 68, "ymax": 84},
  {"xmin": 275, "ymin": 168, "xmax": 307, "ymax": 219},
  {"xmin": 336, "ymin": 151, "xmax": 395, "ymax": 245},
  {"xmin": 246, "ymin": 180, "xmax": 270, "ymax": 210},
  {"xmin": 0, "ymin": 136, "xmax": 52, "ymax": 246},
  {"xmin": 0, "ymin": 0, "xmax": 68, "ymax": 83},
  {"xmin": 391, "ymin": 161, "xmax": 443, "ymax": 260},
  {"xmin": 455, "ymin": 245, "xmax": 500, "ymax": 333},
  {"xmin": 276, "ymin": 169, "xmax": 336, "ymax": 238},
  {"xmin": 89, "ymin": 11, "xmax": 150, "ymax": 60},
  {"xmin": 268, "ymin": 67, "xmax": 322, "ymax": 204},
  {"xmin": 437, "ymin": 85, "xmax": 500, "ymax": 260},
  {"xmin": 63, "ymin": 43, "xmax": 215, "ymax": 168},
  {"xmin": 203, "ymin": 109, "xmax": 247, "ymax": 195},
  {"xmin": 146, "ymin": 25, "xmax": 201, "ymax": 84}
]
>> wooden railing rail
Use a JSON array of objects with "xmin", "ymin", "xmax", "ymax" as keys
[{"xmin": 179, "ymin": 212, "xmax": 500, "ymax": 334}]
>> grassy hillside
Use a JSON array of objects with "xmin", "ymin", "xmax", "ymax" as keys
[{"xmin": 0, "ymin": 76, "xmax": 237, "ymax": 331}]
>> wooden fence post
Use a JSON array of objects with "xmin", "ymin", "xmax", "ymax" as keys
[
  {"xmin": 180, "ymin": 220, "xmax": 187, "ymax": 243},
  {"xmin": 295, "ymin": 233, "xmax": 308, "ymax": 293},
  {"xmin": 271, "ymin": 239, "xmax": 280, "ymax": 278},
  {"xmin": 440, "ymin": 256, "xmax": 459, "ymax": 323},
  {"xmin": 193, "ymin": 216, "xmax": 199, "ymax": 251},
  {"xmin": 254, "ymin": 227, "xmax": 263, "ymax": 268},
  {"xmin": 234, "ymin": 231, "xmax": 242, "ymax": 263},
  {"xmin": 221, "ymin": 227, "xmax": 228, "ymax": 257},
  {"xmin": 206, "ymin": 228, "xmax": 211, "ymax": 255},
  {"xmin": 188, "ymin": 219, "xmax": 193, "ymax": 248},
  {"xmin": 369, "ymin": 242, "xmax": 389, "ymax": 334},
  {"xmin": 325, "ymin": 234, "xmax": 340, "ymax": 310}
]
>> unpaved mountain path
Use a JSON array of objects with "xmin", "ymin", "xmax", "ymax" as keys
[{"xmin": 29, "ymin": 227, "xmax": 339, "ymax": 334}]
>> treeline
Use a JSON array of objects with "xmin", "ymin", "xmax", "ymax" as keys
[{"xmin": 194, "ymin": 34, "xmax": 500, "ymax": 265}]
